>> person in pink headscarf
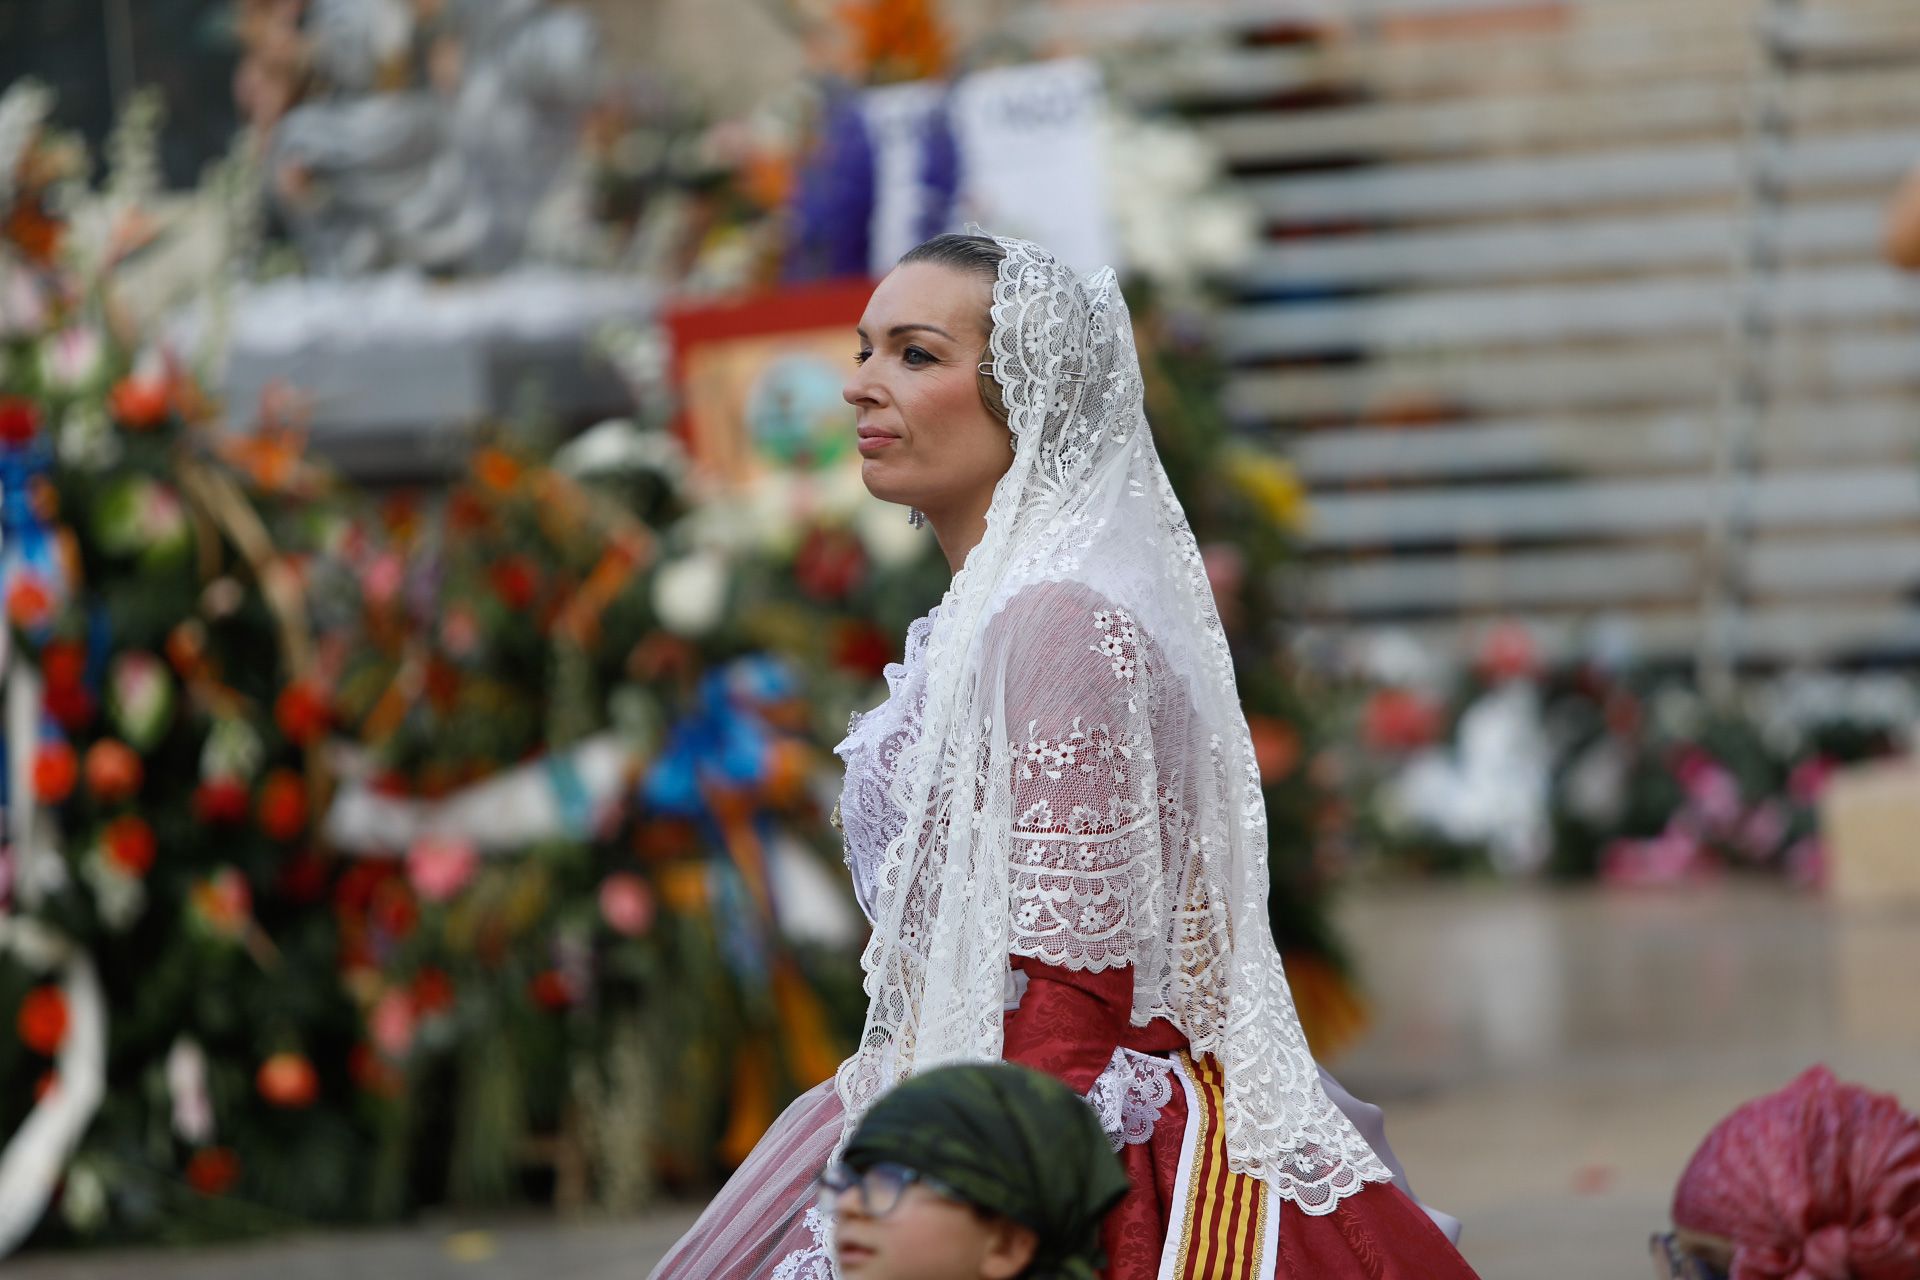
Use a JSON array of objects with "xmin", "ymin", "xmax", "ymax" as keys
[{"xmin": 1652, "ymin": 1066, "xmax": 1920, "ymax": 1279}]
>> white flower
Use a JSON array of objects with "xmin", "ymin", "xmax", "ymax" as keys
[
  {"xmin": 167, "ymin": 1038, "xmax": 215, "ymax": 1144},
  {"xmin": 1016, "ymin": 902, "xmax": 1042, "ymax": 929},
  {"xmin": 39, "ymin": 326, "xmax": 103, "ymax": 390},
  {"xmin": 652, "ymin": 550, "xmax": 729, "ymax": 636}
]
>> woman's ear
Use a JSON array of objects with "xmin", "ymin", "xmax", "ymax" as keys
[{"xmin": 978, "ymin": 1217, "xmax": 1040, "ymax": 1279}]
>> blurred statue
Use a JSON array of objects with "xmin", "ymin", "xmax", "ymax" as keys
[{"xmin": 236, "ymin": 0, "xmax": 601, "ymax": 275}]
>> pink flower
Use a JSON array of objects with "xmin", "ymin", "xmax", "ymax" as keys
[
  {"xmin": 1601, "ymin": 827, "xmax": 1717, "ymax": 889},
  {"xmin": 441, "ymin": 606, "xmax": 480, "ymax": 658},
  {"xmin": 1737, "ymin": 801, "xmax": 1788, "ymax": 862},
  {"xmin": 370, "ymin": 988, "xmax": 415, "ymax": 1059},
  {"xmin": 1675, "ymin": 752, "xmax": 1742, "ymax": 831},
  {"xmin": 364, "ymin": 552, "xmax": 405, "ymax": 608},
  {"xmin": 1785, "ymin": 836, "xmax": 1826, "ymax": 890},
  {"xmin": 1788, "ymin": 756, "xmax": 1836, "ymax": 805},
  {"xmin": 406, "ymin": 834, "xmax": 477, "ymax": 903},
  {"xmin": 599, "ymin": 873, "xmax": 655, "ymax": 938}
]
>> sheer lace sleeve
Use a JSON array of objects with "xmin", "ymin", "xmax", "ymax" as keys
[{"xmin": 988, "ymin": 584, "xmax": 1161, "ymax": 974}]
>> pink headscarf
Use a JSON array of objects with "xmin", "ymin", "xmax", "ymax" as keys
[{"xmin": 1672, "ymin": 1066, "xmax": 1920, "ymax": 1279}]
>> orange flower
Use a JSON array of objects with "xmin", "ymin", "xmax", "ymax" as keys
[
  {"xmin": 256, "ymin": 1051, "xmax": 319, "ymax": 1108},
  {"xmin": 108, "ymin": 376, "xmax": 172, "ymax": 430},
  {"xmin": 1247, "ymin": 715, "xmax": 1303, "ymax": 784},
  {"xmin": 190, "ymin": 868, "xmax": 253, "ymax": 939},
  {"xmin": 185, "ymin": 1147, "xmax": 241, "ymax": 1196},
  {"xmin": 5, "ymin": 574, "xmax": 54, "ymax": 630},
  {"xmin": 84, "ymin": 738, "xmax": 144, "ymax": 803},
  {"xmin": 472, "ymin": 447, "xmax": 523, "ymax": 494},
  {"xmin": 103, "ymin": 814, "xmax": 157, "ymax": 875},
  {"xmin": 257, "ymin": 769, "xmax": 308, "ymax": 842},
  {"xmin": 31, "ymin": 741, "xmax": 77, "ymax": 804},
  {"xmin": 17, "ymin": 986, "xmax": 69, "ymax": 1055}
]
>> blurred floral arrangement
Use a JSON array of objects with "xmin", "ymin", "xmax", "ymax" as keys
[{"xmin": 1339, "ymin": 624, "xmax": 1911, "ymax": 888}]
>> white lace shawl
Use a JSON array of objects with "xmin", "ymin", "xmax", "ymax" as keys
[{"xmin": 833, "ymin": 235, "xmax": 1390, "ymax": 1209}]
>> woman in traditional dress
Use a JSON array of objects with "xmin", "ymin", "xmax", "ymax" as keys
[{"xmin": 652, "ymin": 232, "xmax": 1478, "ymax": 1279}]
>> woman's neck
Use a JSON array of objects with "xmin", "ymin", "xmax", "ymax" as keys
[{"xmin": 923, "ymin": 484, "xmax": 996, "ymax": 575}]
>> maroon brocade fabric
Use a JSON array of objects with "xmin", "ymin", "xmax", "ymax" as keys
[{"xmin": 1002, "ymin": 955, "xmax": 1480, "ymax": 1280}]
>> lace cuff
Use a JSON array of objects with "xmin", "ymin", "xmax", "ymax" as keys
[{"xmin": 1085, "ymin": 1047, "xmax": 1175, "ymax": 1150}]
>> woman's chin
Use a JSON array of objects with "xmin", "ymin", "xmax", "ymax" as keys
[{"xmin": 859, "ymin": 459, "xmax": 915, "ymax": 506}]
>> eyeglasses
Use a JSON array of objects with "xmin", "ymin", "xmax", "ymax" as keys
[{"xmin": 816, "ymin": 1161, "xmax": 966, "ymax": 1219}]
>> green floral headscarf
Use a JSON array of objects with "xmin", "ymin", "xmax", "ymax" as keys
[{"xmin": 842, "ymin": 1062, "xmax": 1133, "ymax": 1280}]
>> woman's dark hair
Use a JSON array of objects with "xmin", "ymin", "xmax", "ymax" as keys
[{"xmin": 898, "ymin": 232, "xmax": 1009, "ymax": 425}]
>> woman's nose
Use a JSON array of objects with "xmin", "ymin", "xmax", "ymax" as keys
[{"xmin": 843, "ymin": 366, "xmax": 881, "ymax": 408}]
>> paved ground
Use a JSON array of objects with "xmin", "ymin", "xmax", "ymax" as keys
[{"xmin": 11, "ymin": 881, "xmax": 1918, "ymax": 1279}]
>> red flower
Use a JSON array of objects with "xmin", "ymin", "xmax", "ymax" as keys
[
  {"xmin": 1362, "ymin": 688, "xmax": 1443, "ymax": 753},
  {"xmin": 193, "ymin": 777, "xmax": 251, "ymax": 825},
  {"xmin": 256, "ymin": 1051, "xmax": 319, "ymax": 1108},
  {"xmin": 0, "ymin": 396, "xmax": 40, "ymax": 445},
  {"xmin": 274, "ymin": 681, "xmax": 332, "ymax": 747},
  {"xmin": 446, "ymin": 489, "xmax": 492, "ymax": 534},
  {"xmin": 43, "ymin": 682, "xmax": 95, "ymax": 731},
  {"xmin": 1476, "ymin": 622, "xmax": 1540, "ymax": 684},
  {"xmin": 40, "ymin": 639, "xmax": 86, "ymax": 690},
  {"xmin": 17, "ymin": 985, "xmax": 68, "ymax": 1055},
  {"xmin": 108, "ymin": 376, "xmax": 171, "ymax": 430},
  {"xmin": 83, "ymin": 738, "xmax": 143, "ymax": 803},
  {"xmin": 185, "ymin": 1147, "xmax": 241, "ymax": 1197},
  {"xmin": 102, "ymin": 815, "xmax": 157, "ymax": 876},
  {"xmin": 276, "ymin": 848, "xmax": 331, "ymax": 904},
  {"xmin": 830, "ymin": 620, "xmax": 892, "ymax": 678},
  {"xmin": 793, "ymin": 527, "xmax": 867, "ymax": 602},
  {"xmin": 369, "ymin": 879, "xmax": 418, "ymax": 941},
  {"xmin": 527, "ymin": 970, "xmax": 578, "ymax": 1011},
  {"xmin": 411, "ymin": 966, "xmax": 456, "ymax": 1015},
  {"xmin": 257, "ymin": 769, "xmax": 308, "ymax": 841},
  {"xmin": 488, "ymin": 556, "xmax": 539, "ymax": 611},
  {"xmin": 348, "ymin": 1043, "xmax": 404, "ymax": 1098},
  {"xmin": 6, "ymin": 574, "xmax": 54, "ymax": 630},
  {"xmin": 31, "ymin": 741, "xmax": 76, "ymax": 804}
]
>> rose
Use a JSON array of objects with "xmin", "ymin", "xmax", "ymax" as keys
[
  {"xmin": 257, "ymin": 769, "xmax": 308, "ymax": 841},
  {"xmin": 108, "ymin": 375, "xmax": 171, "ymax": 429},
  {"xmin": 406, "ymin": 833, "xmax": 478, "ymax": 903},
  {"xmin": 102, "ymin": 815, "xmax": 157, "ymax": 876},
  {"xmin": 255, "ymin": 1052, "xmax": 319, "ymax": 1108},
  {"xmin": 107, "ymin": 651, "xmax": 175, "ymax": 751},
  {"xmin": 274, "ymin": 681, "xmax": 332, "ymax": 747},
  {"xmin": 16, "ymin": 985, "xmax": 68, "ymax": 1055},
  {"xmin": 31, "ymin": 741, "xmax": 76, "ymax": 803},
  {"xmin": 598, "ymin": 873, "xmax": 655, "ymax": 938},
  {"xmin": 370, "ymin": 988, "xmax": 415, "ymax": 1059},
  {"xmin": 83, "ymin": 738, "xmax": 143, "ymax": 803}
]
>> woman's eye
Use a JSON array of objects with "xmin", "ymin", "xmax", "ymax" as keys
[
  {"xmin": 853, "ymin": 349, "xmax": 871, "ymax": 365},
  {"xmin": 903, "ymin": 346, "xmax": 934, "ymax": 366}
]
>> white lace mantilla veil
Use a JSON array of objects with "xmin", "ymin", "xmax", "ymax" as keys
[{"xmin": 833, "ymin": 233, "xmax": 1393, "ymax": 1207}]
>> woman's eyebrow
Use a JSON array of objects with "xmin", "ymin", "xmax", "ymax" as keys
[{"xmin": 854, "ymin": 322, "xmax": 957, "ymax": 342}]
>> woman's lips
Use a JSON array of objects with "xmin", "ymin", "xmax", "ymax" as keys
[
  {"xmin": 856, "ymin": 431, "xmax": 899, "ymax": 454},
  {"xmin": 838, "ymin": 1242, "xmax": 875, "ymax": 1267}
]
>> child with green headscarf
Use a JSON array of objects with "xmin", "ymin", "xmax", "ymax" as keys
[{"xmin": 820, "ymin": 1062, "xmax": 1132, "ymax": 1280}]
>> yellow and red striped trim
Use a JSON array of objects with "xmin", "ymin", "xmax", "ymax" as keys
[{"xmin": 1157, "ymin": 1051, "xmax": 1277, "ymax": 1280}]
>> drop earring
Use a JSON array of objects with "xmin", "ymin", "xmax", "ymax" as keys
[{"xmin": 908, "ymin": 508, "xmax": 926, "ymax": 529}]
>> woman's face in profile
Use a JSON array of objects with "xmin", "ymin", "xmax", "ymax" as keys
[{"xmin": 843, "ymin": 262, "xmax": 1012, "ymax": 521}]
